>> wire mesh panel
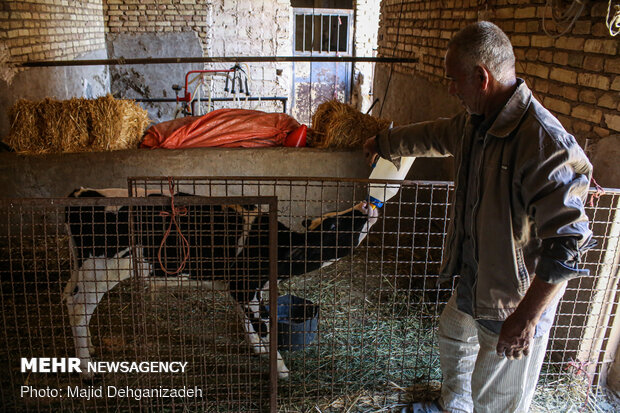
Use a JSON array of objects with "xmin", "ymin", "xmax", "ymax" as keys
[
  {"xmin": 130, "ymin": 177, "xmax": 620, "ymax": 412},
  {"xmin": 2, "ymin": 179, "xmax": 618, "ymax": 412},
  {"xmin": 129, "ymin": 177, "xmax": 454, "ymax": 410},
  {"xmin": 0, "ymin": 195, "xmax": 278, "ymax": 412},
  {"xmin": 539, "ymin": 189, "xmax": 620, "ymax": 409}
]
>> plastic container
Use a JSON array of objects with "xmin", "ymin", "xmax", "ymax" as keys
[
  {"xmin": 270, "ymin": 295, "xmax": 319, "ymax": 351},
  {"xmin": 368, "ymin": 156, "xmax": 415, "ymax": 208}
]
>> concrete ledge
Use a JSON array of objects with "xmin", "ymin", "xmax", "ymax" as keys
[{"xmin": 0, "ymin": 147, "xmax": 374, "ymax": 198}]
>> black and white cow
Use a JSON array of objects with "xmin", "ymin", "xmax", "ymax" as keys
[{"xmin": 63, "ymin": 187, "xmax": 378, "ymax": 379}]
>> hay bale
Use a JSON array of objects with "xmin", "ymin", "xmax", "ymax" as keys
[
  {"xmin": 7, "ymin": 100, "xmax": 44, "ymax": 154},
  {"xmin": 60, "ymin": 98, "xmax": 92, "ymax": 152},
  {"xmin": 88, "ymin": 94, "xmax": 125, "ymax": 151},
  {"xmin": 117, "ymin": 98, "xmax": 152, "ymax": 151},
  {"xmin": 40, "ymin": 99, "xmax": 70, "ymax": 153},
  {"xmin": 309, "ymin": 100, "xmax": 391, "ymax": 149},
  {"xmin": 5, "ymin": 94, "xmax": 150, "ymax": 154}
]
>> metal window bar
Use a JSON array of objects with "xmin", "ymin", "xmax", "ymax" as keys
[
  {"xmin": 0, "ymin": 195, "xmax": 278, "ymax": 412},
  {"xmin": 127, "ymin": 177, "xmax": 620, "ymax": 411}
]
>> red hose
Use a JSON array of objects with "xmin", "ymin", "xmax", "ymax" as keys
[{"xmin": 157, "ymin": 178, "xmax": 190, "ymax": 275}]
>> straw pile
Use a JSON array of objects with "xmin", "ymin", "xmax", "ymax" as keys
[
  {"xmin": 309, "ymin": 99, "xmax": 391, "ymax": 149},
  {"xmin": 5, "ymin": 94, "xmax": 150, "ymax": 154}
]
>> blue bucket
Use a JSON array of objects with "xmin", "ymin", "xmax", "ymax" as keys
[{"xmin": 272, "ymin": 295, "xmax": 319, "ymax": 351}]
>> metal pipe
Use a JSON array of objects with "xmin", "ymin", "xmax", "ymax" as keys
[
  {"xmin": 267, "ymin": 197, "xmax": 278, "ymax": 413},
  {"xmin": 13, "ymin": 56, "xmax": 418, "ymax": 68},
  {"xmin": 133, "ymin": 97, "xmax": 288, "ymax": 113},
  {"xmin": 184, "ymin": 69, "xmax": 234, "ymax": 102},
  {"xmin": 133, "ymin": 97, "xmax": 286, "ymax": 103}
]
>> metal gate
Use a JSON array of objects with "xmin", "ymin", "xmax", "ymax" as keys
[
  {"xmin": 0, "ymin": 195, "xmax": 279, "ymax": 412},
  {"xmin": 128, "ymin": 177, "xmax": 620, "ymax": 412}
]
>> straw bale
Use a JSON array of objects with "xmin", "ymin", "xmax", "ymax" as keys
[
  {"xmin": 7, "ymin": 100, "xmax": 43, "ymax": 154},
  {"xmin": 309, "ymin": 100, "xmax": 391, "ymax": 149},
  {"xmin": 88, "ymin": 94, "xmax": 125, "ymax": 151},
  {"xmin": 4, "ymin": 94, "xmax": 150, "ymax": 154},
  {"xmin": 40, "ymin": 99, "xmax": 71, "ymax": 153},
  {"xmin": 60, "ymin": 98, "xmax": 93, "ymax": 152},
  {"xmin": 116, "ymin": 98, "xmax": 151, "ymax": 150}
]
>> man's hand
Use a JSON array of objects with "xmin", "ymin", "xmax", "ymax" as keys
[
  {"xmin": 363, "ymin": 136, "xmax": 380, "ymax": 167},
  {"xmin": 495, "ymin": 276, "xmax": 565, "ymax": 360},
  {"xmin": 496, "ymin": 312, "xmax": 536, "ymax": 360}
]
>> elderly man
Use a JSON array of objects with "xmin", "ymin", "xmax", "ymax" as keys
[{"xmin": 364, "ymin": 21, "xmax": 593, "ymax": 413}]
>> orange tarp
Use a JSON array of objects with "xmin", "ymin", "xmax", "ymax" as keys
[{"xmin": 140, "ymin": 108, "xmax": 301, "ymax": 149}]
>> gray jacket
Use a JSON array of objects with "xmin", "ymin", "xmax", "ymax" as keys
[{"xmin": 376, "ymin": 80, "xmax": 593, "ymax": 320}]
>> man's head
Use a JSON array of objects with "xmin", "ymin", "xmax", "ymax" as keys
[{"xmin": 445, "ymin": 21, "xmax": 516, "ymax": 115}]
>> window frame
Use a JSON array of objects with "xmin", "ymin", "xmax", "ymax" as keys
[{"xmin": 292, "ymin": 8, "xmax": 354, "ymax": 56}]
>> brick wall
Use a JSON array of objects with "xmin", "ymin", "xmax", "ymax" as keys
[
  {"xmin": 377, "ymin": 0, "xmax": 619, "ymax": 139},
  {"xmin": 103, "ymin": 0, "xmax": 292, "ymax": 116},
  {"xmin": 102, "ymin": 0, "xmax": 291, "ymax": 59},
  {"xmin": 203, "ymin": 0, "xmax": 292, "ymax": 96},
  {"xmin": 104, "ymin": 0, "xmax": 208, "ymax": 42},
  {"xmin": 0, "ymin": 0, "xmax": 105, "ymax": 62}
]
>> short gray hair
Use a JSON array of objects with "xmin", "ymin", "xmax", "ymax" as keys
[{"xmin": 448, "ymin": 21, "xmax": 515, "ymax": 83}]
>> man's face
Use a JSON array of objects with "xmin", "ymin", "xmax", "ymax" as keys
[{"xmin": 445, "ymin": 48, "xmax": 483, "ymax": 115}]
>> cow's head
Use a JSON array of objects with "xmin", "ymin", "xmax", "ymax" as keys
[{"xmin": 303, "ymin": 201, "xmax": 379, "ymax": 246}]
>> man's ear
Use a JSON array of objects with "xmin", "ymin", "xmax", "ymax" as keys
[{"xmin": 476, "ymin": 65, "xmax": 490, "ymax": 90}]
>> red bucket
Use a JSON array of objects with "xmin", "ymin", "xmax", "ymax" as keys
[{"xmin": 284, "ymin": 124, "xmax": 307, "ymax": 147}]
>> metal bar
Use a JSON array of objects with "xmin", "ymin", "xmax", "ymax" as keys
[
  {"xmin": 127, "ymin": 202, "xmax": 149, "ymax": 406},
  {"xmin": 127, "ymin": 175, "xmax": 618, "ymax": 196},
  {"xmin": 0, "ymin": 195, "xmax": 278, "ymax": 208},
  {"xmin": 12, "ymin": 56, "xmax": 418, "ymax": 68},
  {"xmin": 311, "ymin": 14, "xmax": 316, "ymax": 53},
  {"xmin": 336, "ymin": 15, "xmax": 341, "ymax": 54},
  {"xmin": 127, "ymin": 175, "xmax": 459, "ymax": 188},
  {"xmin": 348, "ymin": 13, "xmax": 353, "ymax": 54},
  {"xmin": 302, "ymin": 14, "xmax": 306, "ymax": 52},
  {"xmin": 328, "ymin": 15, "xmax": 332, "ymax": 52},
  {"xmin": 133, "ymin": 97, "xmax": 288, "ymax": 112},
  {"xmin": 320, "ymin": 13, "xmax": 323, "ymax": 53},
  {"xmin": 268, "ymin": 197, "xmax": 278, "ymax": 413}
]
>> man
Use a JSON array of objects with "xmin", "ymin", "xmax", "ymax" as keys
[{"xmin": 364, "ymin": 21, "xmax": 593, "ymax": 413}]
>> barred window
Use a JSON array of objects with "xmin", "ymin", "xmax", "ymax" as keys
[{"xmin": 293, "ymin": 8, "xmax": 353, "ymax": 55}]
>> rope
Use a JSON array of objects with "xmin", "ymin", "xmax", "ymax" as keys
[
  {"xmin": 157, "ymin": 178, "xmax": 190, "ymax": 275},
  {"xmin": 542, "ymin": 0, "xmax": 586, "ymax": 39},
  {"xmin": 589, "ymin": 177, "xmax": 605, "ymax": 207}
]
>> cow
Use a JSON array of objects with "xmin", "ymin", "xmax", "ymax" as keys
[{"xmin": 63, "ymin": 187, "xmax": 378, "ymax": 379}]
